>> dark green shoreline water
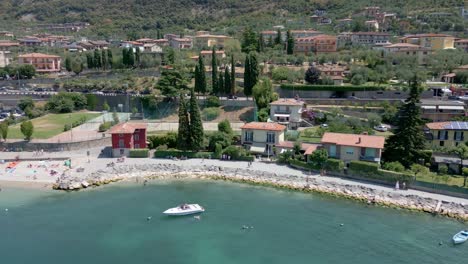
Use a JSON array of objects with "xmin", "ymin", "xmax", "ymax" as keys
[{"xmin": 0, "ymin": 180, "xmax": 467, "ymax": 264}]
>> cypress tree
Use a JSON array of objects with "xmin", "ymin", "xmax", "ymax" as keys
[
  {"xmin": 189, "ymin": 88, "xmax": 204, "ymax": 151},
  {"xmin": 211, "ymin": 46, "xmax": 218, "ymax": 95},
  {"xmin": 122, "ymin": 48, "xmax": 128, "ymax": 66},
  {"xmin": 94, "ymin": 49, "xmax": 102, "ymax": 69},
  {"xmin": 195, "ymin": 55, "xmax": 206, "ymax": 94},
  {"xmin": 218, "ymin": 71, "xmax": 224, "ymax": 96},
  {"xmin": 135, "ymin": 48, "xmax": 141, "ymax": 67},
  {"xmin": 107, "ymin": 49, "xmax": 113, "ymax": 68},
  {"xmin": 230, "ymin": 54, "xmax": 235, "ymax": 95},
  {"xmin": 243, "ymin": 54, "xmax": 251, "ymax": 97},
  {"xmin": 194, "ymin": 63, "xmax": 200, "ymax": 93},
  {"xmin": 275, "ymin": 29, "xmax": 282, "ymax": 45},
  {"xmin": 383, "ymin": 75, "xmax": 426, "ymax": 167},
  {"xmin": 86, "ymin": 53, "xmax": 93, "ymax": 69},
  {"xmin": 286, "ymin": 30, "xmax": 294, "ymax": 55},
  {"xmin": 101, "ymin": 50, "xmax": 108, "ymax": 70},
  {"xmin": 257, "ymin": 34, "xmax": 265, "ymax": 52},
  {"xmin": 244, "ymin": 53, "xmax": 258, "ymax": 99},
  {"xmin": 65, "ymin": 57, "xmax": 72, "ymax": 72},
  {"xmin": 177, "ymin": 93, "xmax": 191, "ymax": 150},
  {"xmin": 224, "ymin": 67, "xmax": 231, "ymax": 95},
  {"xmin": 268, "ymin": 36, "xmax": 274, "ymax": 47},
  {"xmin": 128, "ymin": 48, "xmax": 135, "ymax": 67}
]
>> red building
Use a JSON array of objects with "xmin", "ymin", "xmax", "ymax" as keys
[{"xmin": 108, "ymin": 123, "xmax": 147, "ymax": 157}]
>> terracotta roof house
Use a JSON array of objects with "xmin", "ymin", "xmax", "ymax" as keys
[
  {"xmin": 294, "ymin": 34, "xmax": 337, "ymax": 55},
  {"xmin": 18, "ymin": 53, "xmax": 62, "ymax": 73},
  {"xmin": 399, "ymin": 33, "xmax": 454, "ymax": 50},
  {"xmin": 424, "ymin": 121, "xmax": 468, "ymax": 149},
  {"xmin": 321, "ymin": 132, "xmax": 385, "ymax": 164},
  {"xmin": 241, "ymin": 122, "xmax": 286, "ymax": 154},
  {"xmin": 108, "ymin": 123, "xmax": 147, "ymax": 157}
]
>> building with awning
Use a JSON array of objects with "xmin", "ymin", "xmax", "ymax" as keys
[
  {"xmin": 269, "ymin": 99, "xmax": 305, "ymax": 129},
  {"xmin": 420, "ymin": 99, "xmax": 466, "ymax": 122}
]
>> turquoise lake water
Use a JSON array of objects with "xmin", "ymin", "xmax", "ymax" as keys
[{"xmin": 0, "ymin": 180, "xmax": 467, "ymax": 264}]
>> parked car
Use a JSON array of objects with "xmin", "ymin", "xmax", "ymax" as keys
[
  {"xmin": 320, "ymin": 123, "xmax": 329, "ymax": 128},
  {"xmin": 374, "ymin": 124, "xmax": 388, "ymax": 132},
  {"xmin": 448, "ymin": 95, "xmax": 461, "ymax": 100}
]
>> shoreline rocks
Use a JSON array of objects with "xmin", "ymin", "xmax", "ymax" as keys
[{"xmin": 53, "ymin": 163, "xmax": 468, "ymax": 221}]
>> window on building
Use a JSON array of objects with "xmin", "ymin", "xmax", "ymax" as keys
[
  {"xmin": 134, "ymin": 134, "xmax": 139, "ymax": 141},
  {"xmin": 245, "ymin": 131, "xmax": 254, "ymax": 142},
  {"xmin": 454, "ymin": 131, "xmax": 464, "ymax": 141},
  {"xmin": 266, "ymin": 132, "xmax": 276, "ymax": 143},
  {"xmin": 345, "ymin": 147, "xmax": 354, "ymax": 155},
  {"xmin": 135, "ymin": 144, "xmax": 140, "ymax": 149},
  {"xmin": 439, "ymin": 141, "xmax": 445, "ymax": 147},
  {"xmin": 119, "ymin": 139, "xmax": 125, "ymax": 148}
]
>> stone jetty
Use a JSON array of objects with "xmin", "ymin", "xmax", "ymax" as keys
[{"xmin": 53, "ymin": 163, "xmax": 468, "ymax": 221}]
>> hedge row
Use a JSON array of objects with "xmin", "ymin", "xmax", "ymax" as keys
[
  {"xmin": 349, "ymin": 161, "xmax": 413, "ymax": 184},
  {"xmin": 289, "ymin": 159, "xmax": 320, "ymax": 171},
  {"xmin": 154, "ymin": 150, "xmax": 213, "ymax": 159},
  {"xmin": 324, "ymin": 159, "xmax": 344, "ymax": 172},
  {"xmin": 129, "ymin": 149, "xmax": 149, "ymax": 158},
  {"xmin": 280, "ymin": 84, "xmax": 384, "ymax": 92}
]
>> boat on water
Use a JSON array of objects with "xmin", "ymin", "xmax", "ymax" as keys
[
  {"xmin": 452, "ymin": 230, "xmax": 468, "ymax": 244},
  {"xmin": 163, "ymin": 204, "xmax": 205, "ymax": 216}
]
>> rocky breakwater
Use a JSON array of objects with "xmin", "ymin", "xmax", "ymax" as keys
[{"xmin": 53, "ymin": 163, "xmax": 468, "ymax": 221}]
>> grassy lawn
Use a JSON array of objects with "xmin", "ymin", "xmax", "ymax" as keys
[
  {"xmin": 416, "ymin": 173, "xmax": 467, "ymax": 189},
  {"xmin": 298, "ymin": 126, "xmax": 322, "ymax": 143},
  {"xmin": 7, "ymin": 112, "xmax": 101, "ymax": 139}
]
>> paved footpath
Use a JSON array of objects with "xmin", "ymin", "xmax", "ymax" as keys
[{"xmin": 1, "ymin": 148, "xmax": 468, "ymax": 205}]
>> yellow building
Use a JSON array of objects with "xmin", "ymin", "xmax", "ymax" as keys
[
  {"xmin": 399, "ymin": 34, "xmax": 454, "ymax": 50},
  {"xmin": 321, "ymin": 132, "xmax": 385, "ymax": 164},
  {"xmin": 193, "ymin": 34, "xmax": 232, "ymax": 48},
  {"xmin": 425, "ymin": 121, "xmax": 468, "ymax": 148},
  {"xmin": 241, "ymin": 122, "xmax": 286, "ymax": 155}
]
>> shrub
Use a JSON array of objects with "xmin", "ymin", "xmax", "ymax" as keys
[
  {"xmin": 147, "ymin": 132, "xmax": 178, "ymax": 149},
  {"xmin": 324, "ymin": 159, "xmax": 344, "ymax": 172},
  {"xmin": 208, "ymin": 131, "xmax": 232, "ymax": 151},
  {"xmin": 205, "ymin": 96, "xmax": 221, "ymax": 107},
  {"xmin": 222, "ymin": 145, "xmax": 249, "ymax": 159},
  {"xmin": 438, "ymin": 165, "xmax": 448, "ymax": 175},
  {"xmin": 382, "ymin": 161, "xmax": 405, "ymax": 172},
  {"xmin": 289, "ymin": 159, "xmax": 320, "ymax": 170},
  {"xmin": 349, "ymin": 160, "xmax": 379, "ymax": 174},
  {"xmin": 202, "ymin": 107, "xmax": 220, "ymax": 121},
  {"xmin": 154, "ymin": 150, "xmax": 213, "ymax": 159},
  {"xmin": 218, "ymin": 119, "xmax": 233, "ymax": 135},
  {"xmin": 64, "ymin": 124, "xmax": 72, "ymax": 131},
  {"xmin": 20, "ymin": 120, "xmax": 34, "ymax": 140},
  {"xmin": 98, "ymin": 122, "xmax": 112, "ymax": 132},
  {"xmin": 129, "ymin": 149, "xmax": 149, "ymax": 158}
]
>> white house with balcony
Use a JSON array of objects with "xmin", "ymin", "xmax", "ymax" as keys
[
  {"xmin": 269, "ymin": 99, "xmax": 305, "ymax": 129},
  {"xmin": 241, "ymin": 122, "xmax": 286, "ymax": 155}
]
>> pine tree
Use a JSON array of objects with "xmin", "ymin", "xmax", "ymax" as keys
[
  {"xmin": 86, "ymin": 53, "xmax": 94, "ymax": 69},
  {"xmin": 218, "ymin": 71, "xmax": 224, "ymax": 96},
  {"xmin": 383, "ymin": 75, "xmax": 426, "ymax": 167},
  {"xmin": 286, "ymin": 30, "xmax": 294, "ymax": 55},
  {"xmin": 107, "ymin": 49, "xmax": 113, "ymax": 68},
  {"xmin": 101, "ymin": 50, "xmax": 108, "ymax": 70},
  {"xmin": 195, "ymin": 55, "xmax": 206, "ymax": 94},
  {"xmin": 189, "ymin": 88, "xmax": 204, "ymax": 151},
  {"xmin": 211, "ymin": 46, "xmax": 218, "ymax": 95},
  {"xmin": 230, "ymin": 54, "xmax": 235, "ymax": 95},
  {"xmin": 224, "ymin": 67, "xmax": 231, "ymax": 95},
  {"xmin": 94, "ymin": 49, "xmax": 102, "ymax": 69},
  {"xmin": 177, "ymin": 93, "xmax": 191, "ymax": 150},
  {"xmin": 275, "ymin": 29, "xmax": 282, "ymax": 45},
  {"xmin": 65, "ymin": 57, "xmax": 72, "ymax": 72}
]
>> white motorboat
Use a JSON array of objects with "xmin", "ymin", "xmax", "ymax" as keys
[
  {"xmin": 163, "ymin": 204, "xmax": 205, "ymax": 216},
  {"xmin": 452, "ymin": 230, "xmax": 468, "ymax": 244}
]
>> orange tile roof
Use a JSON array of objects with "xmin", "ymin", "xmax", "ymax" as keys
[
  {"xmin": 304, "ymin": 145, "xmax": 320, "ymax": 155},
  {"xmin": 425, "ymin": 122, "xmax": 468, "ymax": 130},
  {"xmin": 18, "ymin": 53, "xmax": 61, "ymax": 58},
  {"xmin": 321, "ymin": 132, "xmax": 385, "ymax": 149},
  {"xmin": 425, "ymin": 122, "xmax": 451, "ymax": 130},
  {"xmin": 384, "ymin": 43, "xmax": 421, "ymax": 48},
  {"xmin": 0, "ymin": 42, "xmax": 20, "ymax": 47},
  {"xmin": 403, "ymin": 33, "xmax": 453, "ymax": 38},
  {"xmin": 241, "ymin": 122, "xmax": 286, "ymax": 131},
  {"xmin": 275, "ymin": 141, "xmax": 320, "ymax": 152},
  {"xmin": 352, "ymin": 32, "xmax": 390, "ymax": 36},
  {"xmin": 270, "ymin": 99, "xmax": 304, "ymax": 106},
  {"xmin": 200, "ymin": 50, "xmax": 225, "ymax": 55},
  {"xmin": 108, "ymin": 122, "xmax": 147, "ymax": 134}
]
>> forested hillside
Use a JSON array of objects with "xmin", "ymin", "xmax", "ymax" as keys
[{"xmin": 0, "ymin": 0, "xmax": 464, "ymax": 37}]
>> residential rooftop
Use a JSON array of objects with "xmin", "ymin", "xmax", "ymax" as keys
[
  {"xmin": 321, "ymin": 132, "xmax": 385, "ymax": 149},
  {"xmin": 425, "ymin": 121, "xmax": 468, "ymax": 130},
  {"xmin": 240, "ymin": 122, "xmax": 286, "ymax": 131},
  {"xmin": 108, "ymin": 123, "xmax": 147, "ymax": 134}
]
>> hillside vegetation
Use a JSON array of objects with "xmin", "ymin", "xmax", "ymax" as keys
[{"xmin": 0, "ymin": 0, "xmax": 464, "ymax": 37}]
